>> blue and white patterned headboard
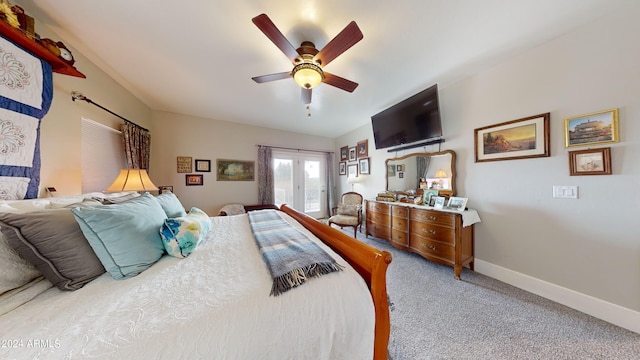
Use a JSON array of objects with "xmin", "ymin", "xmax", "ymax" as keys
[{"xmin": 0, "ymin": 35, "xmax": 53, "ymax": 199}]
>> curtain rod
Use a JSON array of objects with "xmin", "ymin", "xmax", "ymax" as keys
[
  {"xmin": 257, "ymin": 144, "xmax": 333, "ymax": 154},
  {"xmin": 71, "ymin": 91, "xmax": 149, "ymax": 132}
]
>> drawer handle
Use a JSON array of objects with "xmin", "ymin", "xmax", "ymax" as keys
[
  {"xmin": 422, "ymin": 243, "xmax": 436, "ymax": 251},
  {"xmin": 421, "ymin": 227, "xmax": 436, "ymax": 235}
]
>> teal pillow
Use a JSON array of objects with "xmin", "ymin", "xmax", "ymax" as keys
[
  {"xmin": 155, "ymin": 191, "xmax": 187, "ymax": 218},
  {"xmin": 71, "ymin": 193, "xmax": 168, "ymax": 280},
  {"xmin": 160, "ymin": 207, "xmax": 212, "ymax": 258}
]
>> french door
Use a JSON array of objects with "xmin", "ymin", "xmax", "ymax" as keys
[{"xmin": 273, "ymin": 151, "xmax": 326, "ymax": 218}]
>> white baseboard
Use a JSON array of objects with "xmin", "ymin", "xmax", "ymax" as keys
[{"xmin": 475, "ymin": 259, "xmax": 640, "ymax": 334}]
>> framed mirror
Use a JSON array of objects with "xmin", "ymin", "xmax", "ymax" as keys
[{"xmin": 385, "ymin": 150, "xmax": 456, "ymax": 196}]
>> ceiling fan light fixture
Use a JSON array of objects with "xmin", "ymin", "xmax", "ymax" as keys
[{"xmin": 292, "ymin": 62, "xmax": 324, "ymax": 89}]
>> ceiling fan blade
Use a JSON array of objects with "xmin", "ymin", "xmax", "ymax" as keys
[
  {"xmin": 301, "ymin": 88, "xmax": 312, "ymax": 104},
  {"xmin": 314, "ymin": 21, "xmax": 363, "ymax": 67},
  {"xmin": 252, "ymin": 14, "xmax": 299, "ymax": 61},
  {"xmin": 323, "ymin": 72, "xmax": 359, "ymax": 92},
  {"xmin": 252, "ymin": 72, "xmax": 292, "ymax": 83}
]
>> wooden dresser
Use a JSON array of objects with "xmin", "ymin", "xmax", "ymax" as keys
[{"xmin": 365, "ymin": 200, "xmax": 475, "ymax": 279}]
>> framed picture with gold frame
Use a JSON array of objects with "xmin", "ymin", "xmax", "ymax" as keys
[
  {"xmin": 357, "ymin": 139, "xmax": 368, "ymax": 159},
  {"xmin": 564, "ymin": 108, "xmax": 619, "ymax": 148},
  {"xmin": 569, "ymin": 147, "xmax": 611, "ymax": 176}
]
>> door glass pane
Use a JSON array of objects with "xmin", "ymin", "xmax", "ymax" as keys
[
  {"xmin": 274, "ymin": 158, "xmax": 293, "ymax": 207},
  {"xmin": 304, "ymin": 160, "xmax": 320, "ymax": 213}
]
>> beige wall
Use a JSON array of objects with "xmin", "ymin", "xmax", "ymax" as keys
[{"xmin": 335, "ymin": 7, "xmax": 640, "ymax": 331}]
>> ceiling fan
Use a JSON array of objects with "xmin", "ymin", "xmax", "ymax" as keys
[{"xmin": 251, "ymin": 13, "xmax": 363, "ymax": 105}]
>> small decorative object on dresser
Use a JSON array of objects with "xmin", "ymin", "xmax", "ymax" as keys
[
  {"xmin": 446, "ymin": 197, "xmax": 468, "ymax": 211},
  {"xmin": 433, "ymin": 196, "xmax": 446, "ymax": 209}
]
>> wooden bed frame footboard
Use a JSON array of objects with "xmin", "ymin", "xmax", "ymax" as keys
[{"xmin": 280, "ymin": 205, "xmax": 392, "ymax": 360}]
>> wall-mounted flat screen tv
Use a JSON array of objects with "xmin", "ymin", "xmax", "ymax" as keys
[{"xmin": 371, "ymin": 84, "xmax": 442, "ymax": 150}]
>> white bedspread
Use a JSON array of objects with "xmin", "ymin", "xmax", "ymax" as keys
[{"xmin": 0, "ymin": 213, "xmax": 374, "ymax": 359}]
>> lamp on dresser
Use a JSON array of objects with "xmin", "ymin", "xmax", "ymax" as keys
[{"xmin": 105, "ymin": 169, "xmax": 158, "ymax": 192}]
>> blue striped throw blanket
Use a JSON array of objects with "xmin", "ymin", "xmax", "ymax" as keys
[{"xmin": 248, "ymin": 210, "xmax": 343, "ymax": 296}]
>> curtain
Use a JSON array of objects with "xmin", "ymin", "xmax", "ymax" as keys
[
  {"xmin": 121, "ymin": 122, "xmax": 151, "ymax": 170},
  {"xmin": 325, "ymin": 152, "xmax": 336, "ymax": 216},
  {"xmin": 416, "ymin": 156, "xmax": 430, "ymax": 184},
  {"xmin": 257, "ymin": 146, "xmax": 274, "ymax": 204}
]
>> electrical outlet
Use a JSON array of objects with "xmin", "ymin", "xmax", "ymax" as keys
[{"xmin": 553, "ymin": 185, "xmax": 578, "ymax": 199}]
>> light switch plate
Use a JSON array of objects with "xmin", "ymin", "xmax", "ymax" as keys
[{"xmin": 553, "ymin": 185, "xmax": 578, "ymax": 199}]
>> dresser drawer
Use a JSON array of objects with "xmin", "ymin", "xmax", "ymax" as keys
[
  {"xmin": 391, "ymin": 206, "xmax": 408, "ymax": 218},
  {"xmin": 368, "ymin": 224, "xmax": 390, "ymax": 239},
  {"xmin": 391, "ymin": 217, "xmax": 408, "ymax": 231},
  {"xmin": 367, "ymin": 212, "xmax": 390, "ymax": 226},
  {"xmin": 409, "ymin": 220, "xmax": 455, "ymax": 244},
  {"xmin": 391, "ymin": 229, "xmax": 408, "ymax": 246},
  {"xmin": 409, "ymin": 235, "xmax": 454, "ymax": 263},
  {"xmin": 367, "ymin": 201, "xmax": 390, "ymax": 214},
  {"xmin": 410, "ymin": 208, "xmax": 455, "ymax": 227}
]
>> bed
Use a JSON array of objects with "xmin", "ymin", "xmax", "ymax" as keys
[{"xmin": 0, "ymin": 192, "xmax": 391, "ymax": 359}]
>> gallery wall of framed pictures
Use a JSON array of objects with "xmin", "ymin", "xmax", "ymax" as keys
[
  {"xmin": 473, "ymin": 108, "xmax": 619, "ymax": 176},
  {"xmin": 339, "ymin": 139, "xmax": 369, "ymax": 177}
]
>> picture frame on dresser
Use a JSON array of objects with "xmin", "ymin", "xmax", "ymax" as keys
[
  {"xmin": 447, "ymin": 197, "xmax": 468, "ymax": 212},
  {"xmin": 433, "ymin": 196, "xmax": 446, "ymax": 209}
]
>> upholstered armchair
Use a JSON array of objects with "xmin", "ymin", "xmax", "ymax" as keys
[{"xmin": 328, "ymin": 192, "xmax": 363, "ymax": 237}]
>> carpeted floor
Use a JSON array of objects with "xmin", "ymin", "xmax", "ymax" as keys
[{"xmin": 340, "ymin": 228, "xmax": 640, "ymax": 360}]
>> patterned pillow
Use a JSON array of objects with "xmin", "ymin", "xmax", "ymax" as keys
[
  {"xmin": 160, "ymin": 207, "xmax": 212, "ymax": 258},
  {"xmin": 337, "ymin": 204, "xmax": 360, "ymax": 217}
]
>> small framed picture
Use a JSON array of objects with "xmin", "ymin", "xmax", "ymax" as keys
[
  {"xmin": 185, "ymin": 174, "xmax": 203, "ymax": 186},
  {"xmin": 177, "ymin": 156, "xmax": 192, "ymax": 173},
  {"xmin": 340, "ymin": 146, "xmax": 348, "ymax": 161},
  {"xmin": 339, "ymin": 161, "xmax": 347, "ymax": 175},
  {"xmin": 195, "ymin": 159, "xmax": 211, "ymax": 172},
  {"xmin": 348, "ymin": 147, "xmax": 357, "ymax": 162},
  {"xmin": 396, "ymin": 164, "xmax": 404, "ymax": 172},
  {"xmin": 569, "ymin": 147, "xmax": 612, "ymax": 176},
  {"xmin": 428, "ymin": 196, "xmax": 437, "ymax": 207},
  {"xmin": 423, "ymin": 190, "xmax": 439, "ymax": 205},
  {"xmin": 387, "ymin": 164, "xmax": 396, "ymax": 177},
  {"xmin": 357, "ymin": 139, "xmax": 368, "ymax": 159},
  {"xmin": 358, "ymin": 157, "xmax": 370, "ymax": 175},
  {"xmin": 434, "ymin": 196, "xmax": 446, "ymax": 209},
  {"xmin": 158, "ymin": 185, "xmax": 173, "ymax": 194},
  {"xmin": 447, "ymin": 197, "xmax": 468, "ymax": 212},
  {"xmin": 398, "ymin": 171, "xmax": 404, "ymax": 179},
  {"xmin": 347, "ymin": 163, "xmax": 358, "ymax": 178},
  {"xmin": 564, "ymin": 109, "xmax": 618, "ymax": 148}
]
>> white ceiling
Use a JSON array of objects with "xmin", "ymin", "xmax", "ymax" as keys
[{"xmin": 18, "ymin": 0, "xmax": 626, "ymax": 138}]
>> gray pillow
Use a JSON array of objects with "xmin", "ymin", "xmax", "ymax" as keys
[{"xmin": 0, "ymin": 208, "xmax": 106, "ymax": 291}]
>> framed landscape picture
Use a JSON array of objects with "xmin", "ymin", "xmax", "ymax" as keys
[
  {"xmin": 216, "ymin": 159, "xmax": 255, "ymax": 181},
  {"xmin": 474, "ymin": 113, "xmax": 550, "ymax": 162}
]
